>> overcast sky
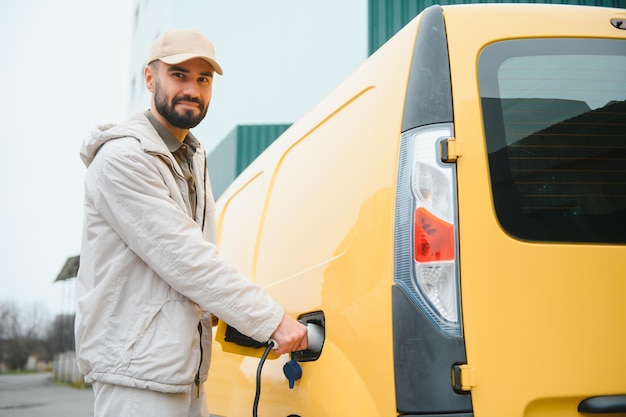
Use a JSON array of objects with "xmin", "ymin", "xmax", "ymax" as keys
[
  {"xmin": 0, "ymin": 0, "xmax": 133, "ymax": 316},
  {"xmin": 0, "ymin": 0, "xmax": 367, "ymax": 317}
]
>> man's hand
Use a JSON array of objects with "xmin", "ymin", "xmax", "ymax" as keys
[{"xmin": 270, "ymin": 314, "xmax": 308, "ymax": 355}]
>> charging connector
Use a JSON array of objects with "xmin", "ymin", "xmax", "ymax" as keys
[{"xmin": 222, "ymin": 313, "xmax": 325, "ymax": 417}]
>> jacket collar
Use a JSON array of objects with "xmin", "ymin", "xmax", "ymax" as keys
[{"xmin": 81, "ymin": 111, "xmax": 205, "ymax": 168}]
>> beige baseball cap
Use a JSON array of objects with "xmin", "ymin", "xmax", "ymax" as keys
[{"xmin": 147, "ymin": 29, "xmax": 223, "ymax": 75}]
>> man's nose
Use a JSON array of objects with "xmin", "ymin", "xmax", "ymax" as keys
[{"xmin": 182, "ymin": 81, "xmax": 201, "ymax": 97}]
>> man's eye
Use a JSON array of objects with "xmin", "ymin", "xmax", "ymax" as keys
[
  {"xmin": 172, "ymin": 72, "xmax": 185, "ymax": 79},
  {"xmin": 198, "ymin": 77, "xmax": 211, "ymax": 84}
]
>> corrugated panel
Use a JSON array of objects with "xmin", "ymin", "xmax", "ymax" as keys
[
  {"xmin": 235, "ymin": 124, "xmax": 291, "ymax": 174},
  {"xmin": 207, "ymin": 127, "xmax": 238, "ymax": 200},
  {"xmin": 368, "ymin": 0, "xmax": 625, "ymax": 54}
]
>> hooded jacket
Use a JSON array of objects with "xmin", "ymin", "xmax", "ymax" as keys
[{"xmin": 75, "ymin": 112, "xmax": 284, "ymax": 393}]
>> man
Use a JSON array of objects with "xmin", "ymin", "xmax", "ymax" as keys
[{"xmin": 75, "ymin": 29, "xmax": 308, "ymax": 417}]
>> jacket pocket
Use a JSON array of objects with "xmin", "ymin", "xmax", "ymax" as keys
[{"xmin": 125, "ymin": 300, "xmax": 201, "ymax": 385}]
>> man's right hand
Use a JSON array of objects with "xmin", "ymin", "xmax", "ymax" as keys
[{"xmin": 269, "ymin": 314, "xmax": 308, "ymax": 355}]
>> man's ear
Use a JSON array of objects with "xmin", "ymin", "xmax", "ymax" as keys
[{"xmin": 145, "ymin": 65, "xmax": 155, "ymax": 93}]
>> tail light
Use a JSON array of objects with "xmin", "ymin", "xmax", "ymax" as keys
[{"xmin": 395, "ymin": 123, "xmax": 461, "ymax": 336}]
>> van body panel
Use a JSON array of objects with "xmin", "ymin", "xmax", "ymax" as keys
[
  {"xmin": 207, "ymin": 12, "xmax": 421, "ymax": 417},
  {"xmin": 207, "ymin": 4, "xmax": 626, "ymax": 416}
]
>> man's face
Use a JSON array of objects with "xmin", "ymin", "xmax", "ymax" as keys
[{"xmin": 150, "ymin": 58, "xmax": 214, "ymax": 129}]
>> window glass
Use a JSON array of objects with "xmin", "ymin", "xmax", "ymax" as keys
[{"xmin": 479, "ymin": 39, "xmax": 626, "ymax": 243}]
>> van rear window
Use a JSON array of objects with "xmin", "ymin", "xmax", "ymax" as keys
[{"xmin": 479, "ymin": 39, "xmax": 626, "ymax": 244}]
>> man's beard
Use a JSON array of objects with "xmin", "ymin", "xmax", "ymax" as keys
[{"xmin": 154, "ymin": 80, "xmax": 208, "ymax": 129}]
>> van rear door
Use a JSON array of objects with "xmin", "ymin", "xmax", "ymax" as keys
[{"xmin": 445, "ymin": 5, "xmax": 626, "ymax": 416}]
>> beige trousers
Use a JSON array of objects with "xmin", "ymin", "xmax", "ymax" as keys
[{"xmin": 92, "ymin": 381, "xmax": 209, "ymax": 417}]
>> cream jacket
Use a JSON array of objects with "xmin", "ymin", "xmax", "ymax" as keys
[{"xmin": 75, "ymin": 112, "xmax": 283, "ymax": 393}]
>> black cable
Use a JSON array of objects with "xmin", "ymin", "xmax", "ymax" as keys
[{"xmin": 253, "ymin": 342, "xmax": 275, "ymax": 417}]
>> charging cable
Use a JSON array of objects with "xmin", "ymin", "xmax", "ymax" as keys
[
  {"xmin": 251, "ymin": 323, "xmax": 323, "ymax": 416},
  {"xmin": 253, "ymin": 340, "xmax": 277, "ymax": 417}
]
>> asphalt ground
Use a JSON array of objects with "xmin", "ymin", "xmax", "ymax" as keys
[{"xmin": 0, "ymin": 372, "xmax": 93, "ymax": 417}]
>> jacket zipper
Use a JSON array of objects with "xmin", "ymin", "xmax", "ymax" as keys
[{"xmin": 195, "ymin": 161, "xmax": 207, "ymax": 398}]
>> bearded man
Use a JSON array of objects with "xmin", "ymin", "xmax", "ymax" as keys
[{"xmin": 75, "ymin": 29, "xmax": 307, "ymax": 417}]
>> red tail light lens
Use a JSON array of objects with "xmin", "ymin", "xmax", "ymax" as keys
[{"xmin": 414, "ymin": 207, "xmax": 455, "ymax": 262}]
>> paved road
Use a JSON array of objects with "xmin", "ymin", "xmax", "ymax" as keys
[{"xmin": 0, "ymin": 372, "xmax": 93, "ymax": 416}]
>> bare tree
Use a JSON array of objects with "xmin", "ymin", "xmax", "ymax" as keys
[
  {"xmin": 45, "ymin": 313, "xmax": 75, "ymax": 354},
  {"xmin": 0, "ymin": 300, "xmax": 52, "ymax": 370}
]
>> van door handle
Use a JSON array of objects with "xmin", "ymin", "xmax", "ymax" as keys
[{"xmin": 578, "ymin": 395, "xmax": 626, "ymax": 414}]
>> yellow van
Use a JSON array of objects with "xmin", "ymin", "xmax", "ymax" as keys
[{"xmin": 206, "ymin": 4, "xmax": 626, "ymax": 416}]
